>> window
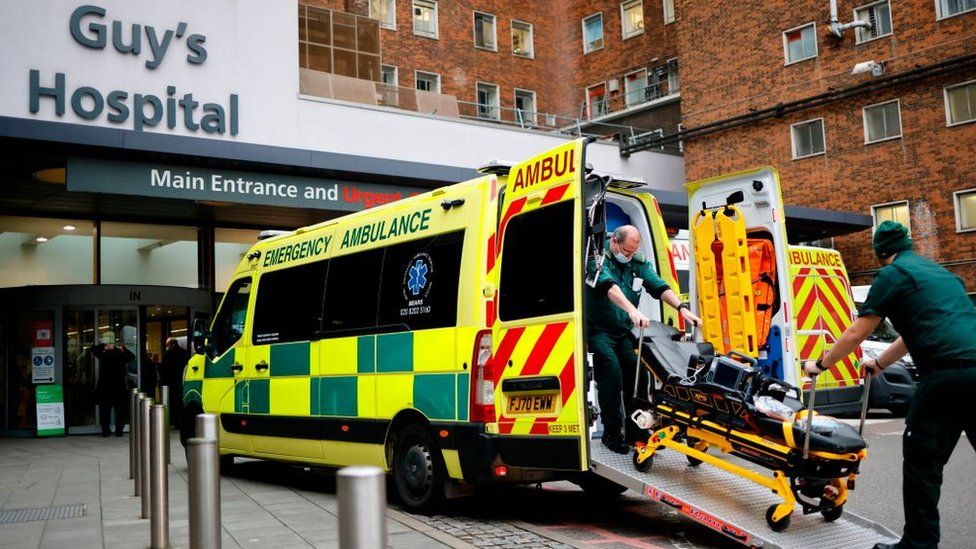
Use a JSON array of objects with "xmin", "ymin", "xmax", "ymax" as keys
[
  {"xmin": 954, "ymin": 189, "xmax": 976, "ymax": 232},
  {"xmin": 101, "ymin": 222, "xmax": 198, "ymax": 288},
  {"xmin": 474, "ymin": 12, "xmax": 497, "ymax": 50},
  {"xmin": 413, "ymin": 0, "xmax": 438, "ymax": 38},
  {"xmin": 583, "ymin": 13, "xmax": 604, "ymax": 53},
  {"xmin": 322, "ymin": 249, "xmax": 383, "ymax": 335},
  {"xmin": 663, "ymin": 0, "xmax": 675, "ymax": 23},
  {"xmin": 666, "ymin": 58, "xmax": 680, "ymax": 93},
  {"xmin": 624, "ymin": 69, "xmax": 648, "ymax": 106},
  {"xmin": 937, "ymin": 0, "xmax": 976, "ymax": 19},
  {"xmin": 378, "ymin": 231, "xmax": 464, "ymax": 330},
  {"xmin": 499, "ymin": 201, "xmax": 575, "ymax": 321},
  {"xmin": 0, "ymin": 216, "xmax": 94, "ymax": 287},
  {"xmin": 783, "ymin": 23, "xmax": 818, "ymax": 64},
  {"xmin": 512, "ymin": 20, "xmax": 534, "ymax": 58},
  {"xmin": 369, "ymin": 0, "xmax": 396, "ymax": 29},
  {"xmin": 415, "ymin": 70, "xmax": 440, "ymax": 92},
  {"xmin": 298, "ymin": 6, "xmax": 381, "ymax": 80},
  {"xmin": 872, "ymin": 201, "xmax": 911, "ymax": 234},
  {"xmin": 515, "ymin": 89, "xmax": 537, "ymax": 125},
  {"xmin": 253, "ymin": 261, "xmax": 328, "ymax": 345},
  {"xmin": 476, "ymin": 82, "xmax": 500, "ymax": 120},
  {"xmin": 381, "ymin": 65, "xmax": 398, "ymax": 87},
  {"xmin": 945, "ymin": 80, "xmax": 976, "ymax": 126},
  {"xmin": 791, "ymin": 118, "xmax": 826, "ymax": 159},
  {"xmin": 587, "ymin": 83, "xmax": 609, "ymax": 118},
  {"xmin": 855, "ymin": 1, "xmax": 893, "ymax": 43},
  {"xmin": 621, "ymin": 1, "xmax": 644, "ymax": 39},
  {"xmin": 212, "ymin": 277, "xmax": 252, "ymax": 356},
  {"xmin": 863, "ymin": 99, "xmax": 902, "ymax": 143}
]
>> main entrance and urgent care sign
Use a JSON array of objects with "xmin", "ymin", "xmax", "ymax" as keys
[{"xmin": 67, "ymin": 158, "xmax": 424, "ymax": 211}]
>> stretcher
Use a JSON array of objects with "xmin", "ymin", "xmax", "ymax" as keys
[{"xmin": 630, "ymin": 322, "xmax": 867, "ymax": 532}]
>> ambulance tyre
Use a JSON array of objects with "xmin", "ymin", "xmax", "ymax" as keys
[{"xmin": 393, "ymin": 423, "xmax": 445, "ymax": 513}]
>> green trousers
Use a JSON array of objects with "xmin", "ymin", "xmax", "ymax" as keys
[
  {"xmin": 899, "ymin": 367, "xmax": 976, "ymax": 548},
  {"xmin": 590, "ymin": 330, "xmax": 645, "ymax": 441}
]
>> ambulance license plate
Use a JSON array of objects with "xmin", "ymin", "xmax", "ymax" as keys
[{"xmin": 507, "ymin": 393, "xmax": 557, "ymax": 415}]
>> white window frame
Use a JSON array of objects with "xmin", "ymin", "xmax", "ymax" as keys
[
  {"xmin": 663, "ymin": 0, "xmax": 675, "ymax": 24},
  {"xmin": 414, "ymin": 70, "xmax": 440, "ymax": 93},
  {"xmin": 620, "ymin": 0, "xmax": 645, "ymax": 40},
  {"xmin": 854, "ymin": 0, "xmax": 893, "ymax": 44},
  {"xmin": 944, "ymin": 79, "xmax": 976, "ymax": 127},
  {"xmin": 412, "ymin": 0, "xmax": 438, "ymax": 39},
  {"xmin": 369, "ymin": 0, "xmax": 397, "ymax": 30},
  {"xmin": 782, "ymin": 22, "xmax": 819, "ymax": 66},
  {"xmin": 790, "ymin": 117, "xmax": 827, "ymax": 159},
  {"xmin": 380, "ymin": 64, "xmax": 398, "ymax": 87},
  {"xmin": 666, "ymin": 57, "xmax": 679, "ymax": 94},
  {"xmin": 511, "ymin": 19, "xmax": 534, "ymax": 59},
  {"xmin": 473, "ymin": 11, "xmax": 497, "ymax": 51},
  {"xmin": 862, "ymin": 99, "xmax": 903, "ymax": 144},
  {"xmin": 582, "ymin": 13, "xmax": 604, "ymax": 54},
  {"xmin": 475, "ymin": 81, "xmax": 501, "ymax": 121},
  {"xmin": 935, "ymin": 0, "xmax": 976, "ymax": 20},
  {"xmin": 954, "ymin": 188, "xmax": 976, "ymax": 233},
  {"xmin": 871, "ymin": 200, "xmax": 911, "ymax": 235},
  {"xmin": 624, "ymin": 68, "xmax": 648, "ymax": 106},
  {"xmin": 514, "ymin": 88, "xmax": 537, "ymax": 125}
]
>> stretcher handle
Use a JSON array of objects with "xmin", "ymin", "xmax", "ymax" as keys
[
  {"xmin": 802, "ymin": 372, "xmax": 818, "ymax": 461},
  {"xmin": 633, "ymin": 325, "xmax": 645, "ymax": 399},
  {"xmin": 726, "ymin": 350, "xmax": 758, "ymax": 367},
  {"xmin": 859, "ymin": 369, "xmax": 873, "ymax": 436}
]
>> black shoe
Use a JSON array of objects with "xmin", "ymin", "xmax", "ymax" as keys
[
  {"xmin": 602, "ymin": 436, "xmax": 631, "ymax": 455},
  {"xmin": 115, "ymin": 432, "xmax": 124, "ymax": 437},
  {"xmin": 872, "ymin": 543, "xmax": 901, "ymax": 549},
  {"xmin": 100, "ymin": 432, "xmax": 110, "ymax": 437}
]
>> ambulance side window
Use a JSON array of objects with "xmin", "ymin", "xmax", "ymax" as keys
[
  {"xmin": 378, "ymin": 230, "xmax": 464, "ymax": 331},
  {"xmin": 252, "ymin": 261, "xmax": 328, "ymax": 345},
  {"xmin": 212, "ymin": 278, "xmax": 252, "ymax": 356},
  {"xmin": 499, "ymin": 200, "xmax": 574, "ymax": 321},
  {"xmin": 322, "ymin": 249, "xmax": 383, "ymax": 335}
]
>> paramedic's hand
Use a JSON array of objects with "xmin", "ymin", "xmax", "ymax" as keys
[
  {"xmin": 679, "ymin": 308, "xmax": 701, "ymax": 328},
  {"xmin": 802, "ymin": 360, "xmax": 822, "ymax": 377},
  {"xmin": 860, "ymin": 358, "xmax": 882, "ymax": 377},
  {"xmin": 629, "ymin": 309, "xmax": 651, "ymax": 328}
]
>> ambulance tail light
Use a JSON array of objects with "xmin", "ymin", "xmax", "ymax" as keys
[{"xmin": 470, "ymin": 330, "xmax": 496, "ymax": 423}]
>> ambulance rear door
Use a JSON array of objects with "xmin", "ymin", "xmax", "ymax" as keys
[{"xmin": 491, "ymin": 139, "xmax": 588, "ymax": 471}]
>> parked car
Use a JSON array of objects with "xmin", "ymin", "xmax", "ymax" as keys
[{"xmin": 852, "ymin": 286, "xmax": 917, "ymax": 415}]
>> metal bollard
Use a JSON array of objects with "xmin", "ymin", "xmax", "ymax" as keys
[
  {"xmin": 129, "ymin": 389, "xmax": 139, "ymax": 480},
  {"xmin": 188, "ymin": 418, "xmax": 221, "ymax": 549},
  {"xmin": 150, "ymin": 405, "xmax": 169, "ymax": 548},
  {"xmin": 140, "ymin": 396, "xmax": 153, "ymax": 519},
  {"xmin": 337, "ymin": 466, "xmax": 387, "ymax": 549},
  {"xmin": 160, "ymin": 385, "xmax": 170, "ymax": 465},
  {"xmin": 134, "ymin": 392, "xmax": 146, "ymax": 496}
]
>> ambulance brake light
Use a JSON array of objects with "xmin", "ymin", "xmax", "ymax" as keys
[
  {"xmin": 493, "ymin": 465, "xmax": 508, "ymax": 478},
  {"xmin": 470, "ymin": 330, "xmax": 496, "ymax": 423}
]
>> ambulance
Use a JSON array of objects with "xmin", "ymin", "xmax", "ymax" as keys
[{"xmin": 180, "ymin": 139, "xmax": 859, "ymax": 512}]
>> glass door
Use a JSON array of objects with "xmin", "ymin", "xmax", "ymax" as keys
[{"xmin": 65, "ymin": 310, "xmax": 96, "ymax": 430}]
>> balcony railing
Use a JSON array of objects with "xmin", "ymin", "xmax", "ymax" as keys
[{"xmin": 584, "ymin": 80, "xmax": 679, "ymax": 122}]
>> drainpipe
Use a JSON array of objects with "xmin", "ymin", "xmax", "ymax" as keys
[{"xmin": 829, "ymin": 0, "xmax": 872, "ymax": 38}]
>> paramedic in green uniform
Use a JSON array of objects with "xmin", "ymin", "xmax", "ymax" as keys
[
  {"xmin": 588, "ymin": 225, "xmax": 701, "ymax": 454},
  {"xmin": 803, "ymin": 221, "xmax": 976, "ymax": 549}
]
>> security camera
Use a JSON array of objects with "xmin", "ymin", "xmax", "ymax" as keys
[{"xmin": 852, "ymin": 60, "xmax": 884, "ymax": 77}]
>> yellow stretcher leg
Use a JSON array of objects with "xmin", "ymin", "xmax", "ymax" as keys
[
  {"xmin": 691, "ymin": 210, "xmax": 725, "ymax": 354},
  {"xmin": 714, "ymin": 206, "xmax": 758, "ymax": 357}
]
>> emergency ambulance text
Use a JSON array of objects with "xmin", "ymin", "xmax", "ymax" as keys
[
  {"xmin": 340, "ymin": 208, "xmax": 432, "ymax": 249},
  {"xmin": 263, "ymin": 235, "xmax": 331, "ymax": 267},
  {"xmin": 790, "ymin": 250, "xmax": 843, "ymax": 268}
]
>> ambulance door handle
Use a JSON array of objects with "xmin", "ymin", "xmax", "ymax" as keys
[
  {"xmin": 230, "ymin": 363, "xmax": 243, "ymax": 374},
  {"xmin": 255, "ymin": 361, "xmax": 269, "ymax": 372}
]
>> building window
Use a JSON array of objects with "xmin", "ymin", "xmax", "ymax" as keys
[
  {"xmin": 663, "ymin": 0, "xmax": 675, "ymax": 23},
  {"xmin": 854, "ymin": 1, "xmax": 893, "ymax": 43},
  {"xmin": 0, "ymin": 216, "xmax": 94, "ymax": 287},
  {"xmin": 476, "ymin": 82, "xmax": 500, "ymax": 120},
  {"xmin": 937, "ymin": 0, "xmax": 976, "ymax": 19},
  {"xmin": 587, "ymin": 83, "xmax": 608, "ymax": 118},
  {"xmin": 298, "ymin": 6, "xmax": 381, "ymax": 80},
  {"xmin": 791, "ymin": 118, "xmax": 826, "ymax": 159},
  {"xmin": 583, "ymin": 13, "xmax": 604, "ymax": 53},
  {"xmin": 872, "ymin": 201, "xmax": 911, "ymax": 234},
  {"xmin": 621, "ymin": 1, "xmax": 644, "ymax": 39},
  {"xmin": 474, "ymin": 12, "xmax": 497, "ymax": 50},
  {"xmin": 101, "ymin": 222, "xmax": 199, "ymax": 288},
  {"xmin": 783, "ymin": 23, "xmax": 818, "ymax": 65},
  {"xmin": 415, "ymin": 70, "xmax": 440, "ymax": 92},
  {"xmin": 515, "ymin": 88, "xmax": 537, "ymax": 125},
  {"xmin": 412, "ymin": 0, "xmax": 438, "ymax": 38},
  {"xmin": 945, "ymin": 80, "xmax": 976, "ymax": 126},
  {"xmin": 624, "ymin": 69, "xmax": 648, "ymax": 106},
  {"xmin": 381, "ymin": 65, "xmax": 398, "ymax": 87},
  {"xmin": 665, "ymin": 58, "xmax": 679, "ymax": 94},
  {"xmin": 369, "ymin": 0, "xmax": 396, "ymax": 30},
  {"xmin": 863, "ymin": 99, "xmax": 902, "ymax": 143},
  {"xmin": 955, "ymin": 189, "xmax": 976, "ymax": 232},
  {"xmin": 512, "ymin": 20, "xmax": 534, "ymax": 58}
]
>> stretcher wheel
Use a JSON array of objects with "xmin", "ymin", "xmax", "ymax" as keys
[
  {"xmin": 685, "ymin": 437, "xmax": 705, "ymax": 466},
  {"xmin": 821, "ymin": 504, "xmax": 844, "ymax": 522},
  {"xmin": 765, "ymin": 505, "xmax": 791, "ymax": 532},
  {"xmin": 686, "ymin": 454, "xmax": 703, "ymax": 467},
  {"xmin": 632, "ymin": 449, "xmax": 653, "ymax": 473}
]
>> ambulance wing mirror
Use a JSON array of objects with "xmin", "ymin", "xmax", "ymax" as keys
[{"xmin": 191, "ymin": 318, "xmax": 211, "ymax": 356}]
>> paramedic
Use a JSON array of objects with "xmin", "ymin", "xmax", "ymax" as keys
[
  {"xmin": 588, "ymin": 225, "xmax": 701, "ymax": 454},
  {"xmin": 803, "ymin": 221, "xmax": 976, "ymax": 549}
]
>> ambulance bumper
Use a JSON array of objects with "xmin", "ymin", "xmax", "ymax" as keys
[{"xmin": 447, "ymin": 424, "xmax": 582, "ymax": 485}]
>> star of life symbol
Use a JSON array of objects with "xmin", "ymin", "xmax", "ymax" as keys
[{"xmin": 408, "ymin": 259, "xmax": 428, "ymax": 296}]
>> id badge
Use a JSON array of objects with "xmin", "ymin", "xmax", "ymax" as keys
[{"xmin": 632, "ymin": 277, "xmax": 643, "ymax": 292}]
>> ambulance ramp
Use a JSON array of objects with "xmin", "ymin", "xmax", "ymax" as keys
[{"xmin": 589, "ymin": 443, "xmax": 898, "ymax": 548}]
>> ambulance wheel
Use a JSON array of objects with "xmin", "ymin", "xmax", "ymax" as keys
[
  {"xmin": 765, "ymin": 505, "xmax": 791, "ymax": 532},
  {"xmin": 219, "ymin": 454, "xmax": 235, "ymax": 473},
  {"xmin": 632, "ymin": 449, "xmax": 653, "ymax": 473},
  {"xmin": 821, "ymin": 504, "xmax": 844, "ymax": 522},
  {"xmin": 393, "ymin": 423, "xmax": 444, "ymax": 513}
]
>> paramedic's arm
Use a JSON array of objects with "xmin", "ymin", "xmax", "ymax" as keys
[
  {"xmin": 639, "ymin": 266, "xmax": 701, "ymax": 326},
  {"xmin": 871, "ymin": 336, "xmax": 909, "ymax": 373},
  {"xmin": 802, "ymin": 315, "xmax": 883, "ymax": 375},
  {"xmin": 607, "ymin": 285, "xmax": 650, "ymax": 327},
  {"xmin": 658, "ymin": 289, "xmax": 702, "ymax": 327}
]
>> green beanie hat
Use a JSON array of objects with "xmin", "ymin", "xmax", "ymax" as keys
[{"xmin": 873, "ymin": 220, "xmax": 913, "ymax": 258}]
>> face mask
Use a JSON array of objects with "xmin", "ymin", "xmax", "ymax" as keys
[{"xmin": 613, "ymin": 251, "xmax": 631, "ymax": 264}]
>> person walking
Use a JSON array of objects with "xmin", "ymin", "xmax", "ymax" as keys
[
  {"xmin": 91, "ymin": 340, "xmax": 135, "ymax": 437},
  {"xmin": 160, "ymin": 337, "xmax": 189, "ymax": 427},
  {"xmin": 802, "ymin": 221, "xmax": 976, "ymax": 549}
]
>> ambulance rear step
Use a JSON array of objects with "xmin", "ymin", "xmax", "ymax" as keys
[{"xmin": 588, "ymin": 443, "xmax": 899, "ymax": 549}]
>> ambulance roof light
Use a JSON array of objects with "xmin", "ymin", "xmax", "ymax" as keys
[
  {"xmin": 477, "ymin": 159, "xmax": 516, "ymax": 175},
  {"xmin": 257, "ymin": 230, "xmax": 291, "ymax": 241}
]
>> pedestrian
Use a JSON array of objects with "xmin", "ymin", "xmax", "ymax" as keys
[
  {"xmin": 91, "ymin": 338, "xmax": 136, "ymax": 437},
  {"xmin": 161, "ymin": 337, "xmax": 189, "ymax": 427},
  {"xmin": 802, "ymin": 221, "xmax": 976, "ymax": 549},
  {"xmin": 587, "ymin": 225, "xmax": 701, "ymax": 454}
]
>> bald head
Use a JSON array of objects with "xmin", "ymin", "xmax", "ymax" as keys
[{"xmin": 610, "ymin": 225, "xmax": 641, "ymax": 261}]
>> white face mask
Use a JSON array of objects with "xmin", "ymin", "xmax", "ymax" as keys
[{"xmin": 613, "ymin": 251, "xmax": 631, "ymax": 264}]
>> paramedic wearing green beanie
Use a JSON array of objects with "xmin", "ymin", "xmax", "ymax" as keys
[{"xmin": 802, "ymin": 220, "xmax": 976, "ymax": 549}]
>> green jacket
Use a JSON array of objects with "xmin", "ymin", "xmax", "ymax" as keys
[{"xmin": 586, "ymin": 245, "xmax": 671, "ymax": 336}]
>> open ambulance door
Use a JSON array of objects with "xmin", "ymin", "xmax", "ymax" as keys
[
  {"xmin": 491, "ymin": 139, "xmax": 589, "ymax": 472},
  {"xmin": 686, "ymin": 167, "xmax": 798, "ymax": 386}
]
